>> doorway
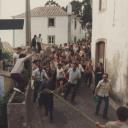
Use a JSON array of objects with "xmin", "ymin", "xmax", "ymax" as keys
[{"xmin": 95, "ymin": 41, "xmax": 105, "ymax": 68}]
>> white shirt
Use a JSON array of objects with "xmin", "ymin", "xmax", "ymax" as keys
[
  {"xmin": 79, "ymin": 50, "xmax": 84, "ymax": 57},
  {"xmin": 68, "ymin": 68, "xmax": 81, "ymax": 84},
  {"xmin": 33, "ymin": 68, "xmax": 48, "ymax": 81},
  {"xmin": 106, "ymin": 121, "xmax": 128, "ymax": 128},
  {"xmin": 78, "ymin": 64, "xmax": 84, "ymax": 72},
  {"xmin": 13, "ymin": 53, "xmax": 19, "ymax": 64},
  {"xmin": 73, "ymin": 46, "xmax": 78, "ymax": 53},
  {"xmin": 13, "ymin": 53, "xmax": 19, "ymax": 59},
  {"xmin": 96, "ymin": 79, "xmax": 111, "ymax": 97},
  {"xmin": 32, "ymin": 68, "xmax": 38, "ymax": 77},
  {"xmin": 11, "ymin": 58, "xmax": 25, "ymax": 74},
  {"xmin": 37, "ymin": 37, "xmax": 42, "ymax": 43},
  {"xmin": 11, "ymin": 54, "xmax": 33, "ymax": 74},
  {"xmin": 56, "ymin": 68, "xmax": 64, "ymax": 79}
]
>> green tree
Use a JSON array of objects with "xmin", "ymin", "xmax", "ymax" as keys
[
  {"xmin": 2, "ymin": 51, "xmax": 12, "ymax": 60},
  {"xmin": 81, "ymin": 0, "xmax": 92, "ymax": 27},
  {"xmin": 69, "ymin": 0, "xmax": 82, "ymax": 16},
  {"xmin": 45, "ymin": 0, "xmax": 60, "ymax": 6},
  {"xmin": 68, "ymin": 0, "xmax": 92, "ymax": 28}
]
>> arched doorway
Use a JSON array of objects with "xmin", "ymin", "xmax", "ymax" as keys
[{"xmin": 95, "ymin": 41, "xmax": 106, "ymax": 69}]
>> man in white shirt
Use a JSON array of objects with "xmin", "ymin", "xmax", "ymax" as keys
[
  {"xmin": 94, "ymin": 73, "xmax": 111, "ymax": 119},
  {"xmin": 32, "ymin": 63, "xmax": 49, "ymax": 102},
  {"xmin": 37, "ymin": 34, "xmax": 42, "ymax": 53},
  {"xmin": 64, "ymin": 62, "xmax": 81, "ymax": 103},
  {"xmin": 56, "ymin": 64, "xmax": 65, "ymax": 95},
  {"xmin": 13, "ymin": 47, "xmax": 22, "ymax": 65},
  {"xmin": 11, "ymin": 53, "xmax": 34, "ymax": 92}
]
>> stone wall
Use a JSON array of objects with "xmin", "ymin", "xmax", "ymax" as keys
[
  {"xmin": 7, "ymin": 103, "xmax": 27, "ymax": 128},
  {"xmin": 7, "ymin": 84, "xmax": 31, "ymax": 128}
]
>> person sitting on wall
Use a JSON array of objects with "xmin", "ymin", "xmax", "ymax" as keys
[{"xmin": 10, "ymin": 52, "xmax": 35, "ymax": 93}]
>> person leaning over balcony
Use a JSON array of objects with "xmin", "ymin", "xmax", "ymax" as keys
[
  {"xmin": 94, "ymin": 73, "xmax": 112, "ymax": 119},
  {"xmin": 96, "ymin": 106, "xmax": 128, "ymax": 128},
  {"xmin": 10, "ymin": 52, "xmax": 35, "ymax": 92}
]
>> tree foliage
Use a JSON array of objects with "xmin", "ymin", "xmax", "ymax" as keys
[
  {"xmin": 2, "ymin": 51, "xmax": 12, "ymax": 60},
  {"xmin": 45, "ymin": 0, "xmax": 60, "ymax": 6},
  {"xmin": 69, "ymin": 0, "xmax": 92, "ymax": 28},
  {"xmin": 70, "ymin": 0, "xmax": 82, "ymax": 16},
  {"xmin": 81, "ymin": 0, "xmax": 92, "ymax": 27},
  {"xmin": 44, "ymin": 0, "xmax": 92, "ymax": 28}
]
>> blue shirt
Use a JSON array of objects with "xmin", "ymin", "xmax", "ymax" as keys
[{"xmin": 68, "ymin": 68, "xmax": 81, "ymax": 84}]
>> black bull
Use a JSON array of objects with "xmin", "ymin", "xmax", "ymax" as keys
[
  {"xmin": 38, "ymin": 76, "xmax": 56, "ymax": 122},
  {"xmin": 38, "ymin": 88, "xmax": 53, "ymax": 121}
]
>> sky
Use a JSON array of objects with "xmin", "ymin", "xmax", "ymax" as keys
[
  {"xmin": 0, "ymin": 0, "xmax": 82, "ymax": 46},
  {"xmin": 1, "ymin": 0, "xmax": 74, "ymax": 18}
]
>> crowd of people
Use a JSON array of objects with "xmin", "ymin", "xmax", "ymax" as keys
[
  {"xmin": 31, "ymin": 40, "xmax": 92, "ymax": 121},
  {"xmin": 10, "ymin": 39, "xmax": 128, "ymax": 126}
]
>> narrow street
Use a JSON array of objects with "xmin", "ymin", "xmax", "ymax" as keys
[{"xmin": 27, "ymin": 84, "xmax": 117, "ymax": 128}]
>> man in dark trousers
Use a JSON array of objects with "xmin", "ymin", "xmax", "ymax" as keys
[
  {"xmin": 31, "ymin": 35, "xmax": 37, "ymax": 52},
  {"xmin": 32, "ymin": 63, "xmax": 49, "ymax": 103},
  {"xmin": 38, "ymin": 73, "xmax": 54, "ymax": 122},
  {"xmin": 94, "ymin": 73, "xmax": 111, "ymax": 119},
  {"xmin": 64, "ymin": 62, "xmax": 81, "ymax": 103}
]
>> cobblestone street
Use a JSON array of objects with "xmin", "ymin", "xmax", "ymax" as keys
[{"xmin": 28, "ymin": 85, "xmax": 117, "ymax": 128}]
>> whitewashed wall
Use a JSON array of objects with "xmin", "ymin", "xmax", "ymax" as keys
[
  {"xmin": 14, "ymin": 16, "xmax": 69, "ymax": 47},
  {"xmin": 71, "ymin": 17, "xmax": 85, "ymax": 42},
  {"xmin": 92, "ymin": 0, "xmax": 128, "ymax": 104},
  {"xmin": 14, "ymin": 15, "xmax": 85, "ymax": 47}
]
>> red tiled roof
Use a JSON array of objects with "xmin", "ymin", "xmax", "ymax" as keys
[{"xmin": 14, "ymin": 5, "xmax": 69, "ymax": 18}]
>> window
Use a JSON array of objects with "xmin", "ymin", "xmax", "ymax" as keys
[
  {"xmin": 99, "ymin": 0, "xmax": 107, "ymax": 11},
  {"xmin": 48, "ymin": 36, "xmax": 55, "ymax": 43},
  {"xmin": 48, "ymin": 18, "xmax": 55, "ymax": 27}
]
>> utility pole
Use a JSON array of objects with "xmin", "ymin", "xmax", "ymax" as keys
[
  {"xmin": 26, "ymin": 0, "xmax": 31, "ymax": 46},
  {"xmin": 25, "ymin": 0, "xmax": 32, "ymax": 78}
]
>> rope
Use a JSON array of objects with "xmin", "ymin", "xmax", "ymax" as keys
[{"xmin": 49, "ymin": 89, "xmax": 96, "ymax": 125}]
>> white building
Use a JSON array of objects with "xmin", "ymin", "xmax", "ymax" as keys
[
  {"xmin": 92, "ymin": 0, "xmax": 128, "ymax": 104},
  {"xmin": 13, "ymin": 4, "xmax": 85, "ymax": 47}
]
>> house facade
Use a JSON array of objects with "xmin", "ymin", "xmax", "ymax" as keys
[
  {"xmin": 13, "ymin": 5, "xmax": 85, "ymax": 47},
  {"xmin": 92, "ymin": 0, "xmax": 128, "ymax": 104}
]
